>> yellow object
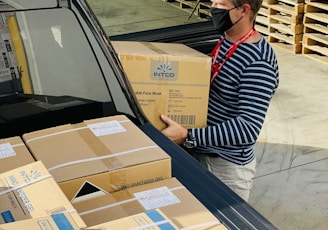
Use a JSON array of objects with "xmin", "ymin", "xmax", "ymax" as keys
[{"xmin": 7, "ymin": 15, "xmax": 32, "ymax": 93}]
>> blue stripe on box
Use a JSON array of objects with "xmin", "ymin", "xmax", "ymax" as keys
[
  {"xmin": 146, "ymin": 210, "xmax": 175, "ymax": 230},
  {"xmin": 51, "ymin": 213, "xmax": 74, "ymax": 230},
  {"xmin": 1, "ymin": 210, "xmax": 15, "ymax": 223}
]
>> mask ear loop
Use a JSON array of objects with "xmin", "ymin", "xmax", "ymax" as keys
[{"xmin": 231, "ymin": 5, "xmax": 244, "ymax": 26}]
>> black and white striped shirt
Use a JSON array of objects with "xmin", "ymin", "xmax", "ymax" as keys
[{"xmin": 191, "ymin": 36, "xmax": 279, "ymax": 165}]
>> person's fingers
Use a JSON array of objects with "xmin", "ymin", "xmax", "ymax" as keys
[{"xmin": 160, "ymin": 114, "xmax": 171, "ymax": 126}]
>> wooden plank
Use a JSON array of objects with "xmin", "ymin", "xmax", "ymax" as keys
[
  {"xmin": 269, "ymin": 31, "xmax": 303, "ymax": 43},
  {"xmin": 305, "ymin": 0, "xmax": 328, "ymax": 4},
  {"xmin": 270, "ymin": 22, "xmax": 304, "ymax": 35},
  {"xmin": 304, "ymin": 22, "xmax": 328, "ymax": 35},
  {"xmin": 199, "ymin": 1, "xmax": 211, "ymax": 9},
  {"xmin": 270, "ymin": 13, "xmax": 304, "ymax": 24},
  {"xmin": 199, "ymin": 1, "xmax": 211, "ymax": 17},
  {"xmin": 259, "ymin": 7, "xmax": 270, "ymax": 16},
  {"xmin": 270, "ymin": 40, "xmax": 302, "ymax": 53},
  {"xmin": 259, "ymin": 5, "xmax": 270, "ymax": 17},
  {"xmin": 305, "ymin": 3, "xmax": 328, "ymax": 14},
  {"xmin": 302, "ymin": 33, "xmax": 328, "ymax": 46},
  {"xmin": 269, "ymin": 2, "xmax": 304, "ymax": 16},
  {"xmin": 165, "ymin": 0, "xmax": 211, "ymax": 18},
  {"xmin": 307, "ymin": 2, "xmax": 328, "ymax": 11},
  {"xmin": 304, "ymin": 12, "xmax": 328, "ymax": 24},
  {"xmin": 302, "ymin": 52, "xmax": 328, "ymax": 65},
  {"xmin": 199, "ymin": 8, "xmax": 211, "ymax": 18},
  {"xmin": 262, "ymin": 0, "xmax": 269, "ymax": 8},
  {"xmin": 302, "ymin": 40, "xmax": 328, "ymax": 57},
  {"xmin": 256, "ymin": 24, "xmax": 270, "ymax": 36},
  {"xmin": 176, "ymin": 0, "xmax": 199, "ymax": 9},
  {"xmin": 268, "ymin": 0, "xmax": 305, "ymax": 5},
  {"xmin": 257, "ymin": 15, "xmax": 270, "ymax": 26}
]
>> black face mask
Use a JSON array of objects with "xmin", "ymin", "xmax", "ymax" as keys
[{"xmin": 210, "ymin": 7, "xmax": 239, "ymax": 34}]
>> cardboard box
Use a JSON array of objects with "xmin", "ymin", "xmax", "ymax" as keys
[
  {"xmin": 112, "ymin": 41, "xmax": 211, "ymax": 130},
  {"xmin": 74, "ymin": 177, "xmax": 227, "ymax": 230},
  {"xmin": 22, "ymin": 115, "xmax": 171, "ymax": 201},
  {"xmin": 0, "ymin": 136, "xmax": 35, "ymax": 173},
  {"xmin": 86, "ymin": 209, "xmax": 178, "ymax": 230},
  {"xmin": 0, "ymin": 161, "xmax": 86, "ymax": 228},
  {"xmin": 0, "ymin": 213, "xmax": 81, "ymax": 230}
]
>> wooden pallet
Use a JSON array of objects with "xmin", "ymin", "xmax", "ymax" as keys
[
  {"xmin": 302, "ymin": 1, "xmax": 328, "ymax": 64},
  {"xmin": 267, "ymin": 0, "xmax": 305, "ymax": 53},
  {"xmin": 164, "ymin": 0, "xmax": 211, "ymax": 19},
  {"xmin": 302, "ymin": 35, "xmax": 328, "ymax": 65},
  {"xmin": 256, "ymin": 1, "xmax": 270, "ymax": 36}
]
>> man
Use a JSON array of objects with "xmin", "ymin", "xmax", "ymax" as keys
[{"xmin": 160, "ymin": 0, "xmax": 279, "ymax": 201}]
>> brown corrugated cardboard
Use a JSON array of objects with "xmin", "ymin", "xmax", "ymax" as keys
[
  {"xmin": 0, "ymin": 161, "xmax": 86, "ymax": 228},
  {"xmin": 22, "ymin": 115, "xmax": 171, "ymax": 201},
  {"xmin": 0, "ymin": 136, "xmax": 35, "ymax": 173},
  {"xmin": 74, "ymin": 177, "xmax": 227, "ymax": 230},
  {"xmin": 85, "ymin": 209, "xmax": 178, "ymax": 230},
  {"xmin": 0, "ymin": 213, "xmax": 81, "ymax": 230},
  {"xmin": 112, "ymin": 41, "xmax": 211, "ymax": 130}
]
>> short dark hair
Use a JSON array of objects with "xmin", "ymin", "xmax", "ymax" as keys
[{"xmin": 232, "ymin": 0, "xmax": 263, "ymax": 21}]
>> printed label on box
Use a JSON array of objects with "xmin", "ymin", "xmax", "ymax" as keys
[
  {"xmin": 134, "ymin": 186, "xmax": 180, "ymax": 210},
  {"xmin": 0, "ymin": 143, "xmax": 16, "ymax": 159},
  {"xmin": 87, "ymin": 120, "xmax": 126, "ymax": 137},
  {"xmin": 51, "ymin": 213, "xmax": 75, "ymax": 230},
  {"xmin": 1, "ymin": 210, "xmax": 15, "ymax": 223}
]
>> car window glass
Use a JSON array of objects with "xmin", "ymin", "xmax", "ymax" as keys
[
  {"xmin": 2, "ymin": 0, "xmax": 57, "ymax": 9},
  {"xmin": 87, "ymin": 0, "xmax": 211, "ymax": 36},
  {"xmin": 0, "ymin": 8, "xmax": 112, "ymax": 103}
]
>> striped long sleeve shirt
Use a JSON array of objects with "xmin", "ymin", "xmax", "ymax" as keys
[{"xmin": 191, "ymin": 36, "xmax": 279, "ymax": 165}]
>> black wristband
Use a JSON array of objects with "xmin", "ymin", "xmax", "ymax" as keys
[{"xmin": 183, "ymin": 129, "xmax": 197, "ymax": 148}]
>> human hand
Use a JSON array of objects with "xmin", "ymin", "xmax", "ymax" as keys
[{"xmin": 160, "ymin": 114, "xmax": 188, "ymax": 145}]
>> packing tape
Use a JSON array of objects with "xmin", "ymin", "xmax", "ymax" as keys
[
  {"xmin": 24, "ymin": 118, "xmax": 131, "ymax": 143},
  {"xmin": 78, "ymin": 185, "xmax": 185, "ymax": 216},
  {"xmin": 24, "ymin": 126, "xmax": 87, "ymax": 143},
  {"xmin": 11, "ymin": 143, "xmax": 25, "ymax": 147},
  {"xmin": 180, "ymin": 221, "xmax": 223, "ymax": 230},
  {"xmin": 47, "ymin": 145, "xmax": 159, "ymax": 172},
  {"xmin": 141, "ymin": 42, "xmax": 168, "ymax": 55},
  {"xmin": 73, "ymin": 122, "xmax": 118, "ymax": 169},
  {"xmin": 0, "ymin": 174, "xmax": 52, "ymax": 196}
]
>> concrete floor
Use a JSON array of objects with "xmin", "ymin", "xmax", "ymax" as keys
[{"xmin": 88, "ymin": 1, "xmax": 328, "ymax": 229}]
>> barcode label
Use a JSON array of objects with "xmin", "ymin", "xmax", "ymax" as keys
[{"xmin": 168, "ymin": 115, "xmax": 196, "ymax": 125}]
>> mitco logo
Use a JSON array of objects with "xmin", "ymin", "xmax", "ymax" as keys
[{"xmin": 151, "ymin": 60, "xmax": 178, "ymax": 80}]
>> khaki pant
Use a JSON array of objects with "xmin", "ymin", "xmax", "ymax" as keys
[{"xmin": 193, "ymin": 154, "xmax": 256, "ymax": 201}]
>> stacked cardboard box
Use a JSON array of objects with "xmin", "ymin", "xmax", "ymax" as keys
[
  {"xmin": 0, "ymin": 213, "xmax": 81, "ymax": 230},
  {"xmin": 0, "ymin": 136, "xmax": 35, "ymax": 173},
  {"xmin": 0, "ymin": 118, "xmax": 228, "ymax": 229},
  {"xmin": 22, "ymin": 115, "xmax": 172, "ymax": 201},
  {"xmin": 0, "ymin": 161, "xmax": 86, "ymax": 228},
  {"xmin": 73, "ymin": 177, "xmax": 227, "ymax": 230},
  {"xmin": 86, "ymin": 209, "xmax": 179, "ymax": 230}
]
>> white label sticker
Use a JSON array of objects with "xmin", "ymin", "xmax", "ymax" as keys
[
  {"xmin": 134, "ymin": 186, "xmax": 181, "ymax": 210},
  {"xmin": 0, "ymin": 143, "xmax": 16, "ymax": 159},
  {"xmin": 87, "ymin": 120, "xmax": 126, "ymax": 136}
]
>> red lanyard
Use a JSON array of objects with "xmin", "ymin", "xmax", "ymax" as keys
[{"xmin": 210, "ymin": 27, "xmax": 256, "ymax": 86}]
